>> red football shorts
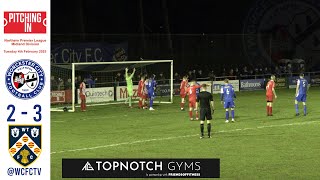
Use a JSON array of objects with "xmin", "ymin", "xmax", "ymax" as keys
[
  {"xmin": 139, "ymin": 93, "xmax": 147, "ymax": 99},
  {"xmin": 80, "ymin": 94, "xmax": 86, "ymax": 101},
  {"xmin": 180, "ymin": 92, "xmax": 186, "ymax": 98},
  {"xmin": 266, "ymin": 94, "xmax": 273, "ymax": 102},
  {"xmin": 189, "ymin": 101, "xmax": 196, "ymax": 108}
]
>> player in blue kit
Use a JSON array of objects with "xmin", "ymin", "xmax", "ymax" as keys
[
  {"xmin": 146, "ymin": 74, "xmax": 157, "ymax": 111},
  {"xmin": 295, "ymin": 73, "xmax": 308, "ymax": 116},
  {"xmin": 196, "ymin": 82, "xmax": 201, "ymax": 96},
  {"xmin": 221, "ymin": 79, "xmax": 236, "ymax": 123},
  {"xmin": 195, "ymin": 81, "xmax": 201, "ymax": 118}
]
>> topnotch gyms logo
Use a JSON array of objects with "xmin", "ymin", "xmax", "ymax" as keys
[
  {"xmin": 243, "ymin": 0, "xmax": 320, "ymax": 64},
  {"xmin": 5, "ymin": 59, "xmax": 45, "ymax": 100},
  {"xmin": 4, "ymin": 12, "xmax": 47, "ymax": 33}
]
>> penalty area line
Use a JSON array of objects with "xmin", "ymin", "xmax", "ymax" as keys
[{"xmin": 51, "ymin": 121, "xmax": 319, "ymax": 155}]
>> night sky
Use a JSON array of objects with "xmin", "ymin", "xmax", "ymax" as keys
[
  {"xmin": 51, "ymin": 0, "xmax": 320, "ymax": 72},
  {"xmin": 52, "ymin": 0, "xmax": 255, "ymax": 34}
]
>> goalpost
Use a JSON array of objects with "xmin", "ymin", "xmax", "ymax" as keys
[{"xmin": 51, "ymin": 60, "xmax": 174, "ymax": 112}]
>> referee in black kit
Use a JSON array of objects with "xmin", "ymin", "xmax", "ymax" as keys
[{"xmin": 196, "ymin": 84, "xmax": 214, "ymax": 139}]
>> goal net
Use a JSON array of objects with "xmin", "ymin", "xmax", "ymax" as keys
[{"xmin": 50, "ymin": 60, "xmax": 174, "ymax": 112}]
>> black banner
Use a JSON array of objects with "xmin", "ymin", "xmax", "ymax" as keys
[
  {"xmin": 62, "ymin": 158, "xmax": 220, "ymax": 178},
  {"xmin": 311, "ymin": 78, "xmax": 320, "ymax": 87},
  {"xmin": 276, "ymin": 77, "xmax": 287, "ymax": 89},
  {"xmin": 156, "ymin": 84, "xmax": 181, "ymax": 96}
]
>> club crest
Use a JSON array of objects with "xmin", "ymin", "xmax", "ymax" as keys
[
  {"xmin": 243, "ymin": 0, "xmax": 320, "ymax": 65},
  {"xmin": 13, "ymin": 72, "xmax": 25, "ymax": 89},
  {"xmin": 9, "ymin": 125, "xmax": 42, "ymax": 167},
  {"xmin": 5, "ymin": 59, "xmax": 45, "ymax": 100},
  {"xmin": 11, "ymin": 127, "xmax": 20, "ymax": 138},
  {"xmin": 25, "ymin": 72, "xmax": 38, "ymax": 89}
]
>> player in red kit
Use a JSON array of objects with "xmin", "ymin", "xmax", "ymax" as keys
[
  {"xmin": 180, "ymin": 76, "xmax": 188, "ymax": 110},
  {"xmin": 266, "ymin": 75, "xmax": 277, "ymax": 116},
  {"xmin": 79, "ymin": 79, "xmax": 87, "ymax": 112},
  {"xmin": 187, "ymin": 80, "xmax": 202, "ymax": 120},
  {"xmin": 138, "ymin": 76, "xmax": 147, "ymax": 109}
]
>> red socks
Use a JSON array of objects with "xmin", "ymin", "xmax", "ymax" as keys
[
  {"xmin": 196, "ymin": 111, "xmax": 199, "ymax": 119},
  {"xmin": 138, "ymin": 100, "xmax": 142, "ymax": 108},
  {"xmin": 181, "ymin": 103, "xmax": 185, "ymax": 109},
  {"xmin": 267, "ymin": 106, "xmax": 273, "ymax": 115},
  {"xmin": 81, "ymin": 101, "xmax": 86, "ymax": 111},
  {"xmin": 189, "ymin": 111, "xmax": 193, "ymax": 118}
]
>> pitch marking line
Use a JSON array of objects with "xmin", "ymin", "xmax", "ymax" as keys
[{"xmin": 51, "ymin": 121, "xmax": 319, "ymax": 155}]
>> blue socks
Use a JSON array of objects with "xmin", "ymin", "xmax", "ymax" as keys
[
  {"xmin": 150, "ymin": 99, "xmax": 153, "ymax": 108},
  {"xmin": 231, "ymin": 110, "xmax": 235, "ymax": 119},
  {"xmin": 295, "ymin": 104, "xmax": 307, "ymax": 115},
  {"xmin": 225, "ymin": 110, "xmax": 235, "ymax": 120}
]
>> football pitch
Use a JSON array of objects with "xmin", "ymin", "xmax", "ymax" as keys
[{"xmin": 51, "ymin": 88, "xmax": 320, "ymax": 179}]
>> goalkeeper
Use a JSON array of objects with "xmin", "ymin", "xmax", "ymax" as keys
[{"xmin": 125, "ymin": 67, "xmax": 136, "ymax": 108}]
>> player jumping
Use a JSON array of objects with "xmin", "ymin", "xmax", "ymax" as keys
[
  {"xmin": 125, "ymin": 67, "xmax": 136, "ymax": 108},
  {"xmin": 221, "ymin": 79, "xmax": 236, "ymax": 123},
  {"xmin": 187, "ymin": 80, "xmax": 202, "ymax": 120},
  {"xmin": 180, "ymin": 76, "xmax": 188, "ymax": 111},
  {"xmin": 266, "ymin": 75, "xmax": 277, "ymax": 116},
  {"xmin": 146, "ymin": 74, "xmax": 157, "ymax": 110},
  {"xmin": 295, "ymin": 73, "xmax": 308, "ymax": 116}
]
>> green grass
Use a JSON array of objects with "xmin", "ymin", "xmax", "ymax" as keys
[{"xmin": 51, "ymin": 88, "xmax": 320, "ymax": 179}]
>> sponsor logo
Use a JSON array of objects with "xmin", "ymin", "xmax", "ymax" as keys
[
  {"xmin": 63, "ymin": 159, "xmax": 220, "ymax": 178},
  {"xmin": 82, "ymin": 162, "xmax": 94, "ymax": 171},
  {"xmin": 85, "ymin": 89, "xmax": 113, "ymax": 97},
  {"xmin": 240, "ymin": 79, "xmax": 265, "ymax": 91},
  {"xmin": 240, "ymin": 81, "xmax": 262, "ymax": 88},
  {"xmin": 9, "ymin": 125, "xmax": 42, "ymax": 167},
  {"xmin": 243, "ymin": 0, "xmax": 320, "ymax": 64},
  {"xmin": 78, "ymin": 87, "xmax": 114, "ymax": 103},
  {"xmin": 212, "ymin": 84, "xmax": 221, "ymax": 91},
  {"xmin": 276, "ymin": 78, "xmax": 287, "ymax": 88},
  {"xmin": 311, "ymin": 78, "xmax": 320, "ymax": 83},
  {"xmin": 311, "ymin": 78, "xmax": 320, "ymax": 86},
  {"xmin": 118, "ymin": 86, "xmax": 139, "ymax": 99},
  {"xmin": 4, "ymin": 12, "xmax": 47, "ymax": 33},
  {"xmin": 5, "ymin": 59, "xmax": 45, "ymax": 100},
  {"xmin": 51, "ymin": 91, "xmax": 66, "ymax": 103}
]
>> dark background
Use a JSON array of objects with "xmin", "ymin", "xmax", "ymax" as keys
[
  {"xmin": 52, "ymin": 0, "xmax": 254, "ymax": 34},
  {"xmin": 51, "ymin": 0, "xmax": 320, "ymax": 76}
]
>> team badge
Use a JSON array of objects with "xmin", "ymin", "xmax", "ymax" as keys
[
  {"xmin": 5, "ymin": 59, "xmax": 45, "ymax": 100},
  {"xmin": 243, "ymin": 0, "xmax": 320, "ymax": 65},
  {"xmin": 9, "ymin": 125, "xmax": 42, "ymax": 167}
]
